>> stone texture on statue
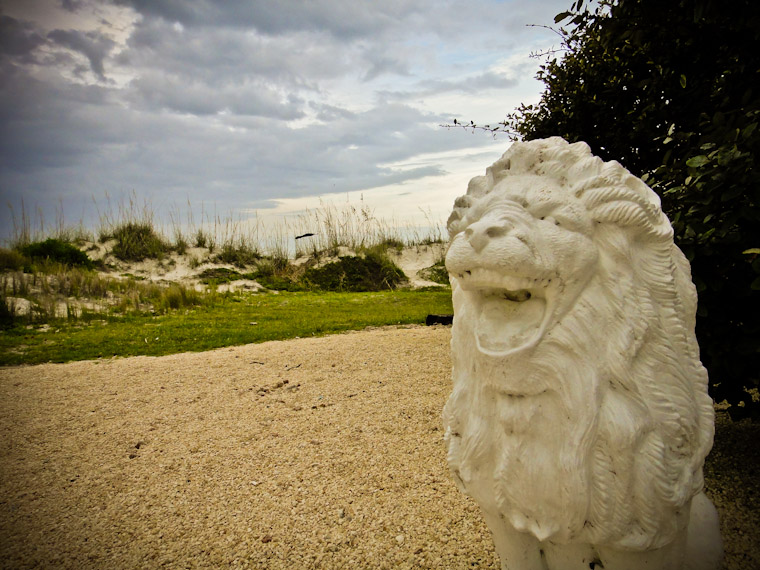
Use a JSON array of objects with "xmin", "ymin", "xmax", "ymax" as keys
[{"xmin": 442, "ymin": 137, "xmax": 723, "ymax": 570}]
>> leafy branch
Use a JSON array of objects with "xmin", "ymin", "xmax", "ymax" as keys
[{"xmin": 438, "ymin": 118, "xmax": 519, "ymax": 139}]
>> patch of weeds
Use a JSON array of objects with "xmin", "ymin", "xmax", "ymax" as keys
[
  {"xmin": 358, "ymin": 239, "xmax": 405, "ymax": 259},
  {"xmin": 255, "ymin": 274, "xmax": 306, "ymax": 292},
  {"xmin": 174, "ymin": 234, "xmax": 189, "ymax": 255},
  {"xmin": 110, "ymin": 222, "xmax": 171, "ymax": 261},
  {"xmin": 4, "ymin": 271, "xmax": 30, "ymax": 296},
  {"xmin": 120, "ymin": 273, "xmax": 146, "ymax": 280},
  {"xmin": 19, "ymin": 239, "xmax": 93, "ymax": 269},
  {"xmin": 0, "ymin": 293, "xmax": 16, "ymax": 329},
  {"xmin": 378, "ymin": 237, "xmax": 405, "ymax": 253},
  {"xmin": 268, "ymin": 254, "xmax": 289, "ymax": 273},
  {"xmin": 194, "ymin": 228, "xmax": 213, "ymax": 250},
  {"xmin": 416, "ymin": 235, "xmax": 446, "ymax": 246},
  {"xmin": 303, "ymin": 251, "xmax": 407, "ymax": 292},
  {"xmin": 0, "ymin": 248, "xmax": 27, "ymax": 271},
  {"xmin": 255, "ymin": 257, "xmax": 292, "ymax": 277},
  {"xmin": 214, "ymin": 242, "xmax": 261, "ymax": 267},
  {"xmin": 415, "ymin": 285, "xmax": 448, "ymax": 292},
  {"xmin": 157, "ymin": 284, "xmax": 203, "ymax": 312},
  {"xmin": 197, "ymin": 267, "xmax": 243, "ymax": 285},
  {"xmin": 250, "ymin": 258, "xmax": 304, "ymax": 291},
  {"xmin": 418, "ymin": 260, "xmax": 450, "ymax": 285}
]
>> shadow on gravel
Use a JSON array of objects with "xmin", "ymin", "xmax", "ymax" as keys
[{"xmin": 703, "ymin": 411, "xmax": 760, "ymax": 570}]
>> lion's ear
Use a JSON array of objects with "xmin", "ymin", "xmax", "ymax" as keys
[
  {"xmin": 467, "ymin": 175, "xmax": 490, "ymax": 198},
  {"xmin": 578, "ymin": 175, "xmax": 673, "ymax": 240},
  {"xmin": 590, "ymin": 202, "xmax": 673, "ymax": 241},
  {"xmin": 591, "ymin": 201, "xmax": 659, "ymax": 230}
]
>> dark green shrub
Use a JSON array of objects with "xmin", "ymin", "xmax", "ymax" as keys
[
  {"xmin": 0, "ymin": 248, "xmax": 27, "ymax": 271},
  {"xmin": 111, "ymin": 222, "xmax": 169, "ymax": 261},
  {"xmin": 418, "ymin": 261, "xmax": 450, "ymax": 285},
  {"xmin": 303, "ymin": 252, "xmax": 407, "ymax": 292},
  {"xmin": 0, "ymin": 293, "xmax": 16, "ymax": 329},
  {"xmin": 19, "ymin": 239, "xmax": 93, "ymax": 269},
  {"xmin": 196, "ymin": 267, "xmax": 243, "ymax": 285},
  {"xmin": 255, "ymin": 274, "xmax": 306, "ymax": 292}
]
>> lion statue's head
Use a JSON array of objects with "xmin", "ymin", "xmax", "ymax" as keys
[{"xmin": 443, "ymin": 137, "xmax": 715, "ymax": 551}]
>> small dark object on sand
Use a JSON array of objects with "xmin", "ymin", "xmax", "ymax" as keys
[{"xmin": 426, "ymin": 314, "xmax": 453, "ymax": 326}]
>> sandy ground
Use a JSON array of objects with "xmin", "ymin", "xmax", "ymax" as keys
[{"xmin": 0, "ymin": 326, "xmax": 758, "ymax": 569}]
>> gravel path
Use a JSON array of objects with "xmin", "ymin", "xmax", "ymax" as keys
[{"xmin": 0, "ymin": 326, "xmax": 757, "ymax": 569}]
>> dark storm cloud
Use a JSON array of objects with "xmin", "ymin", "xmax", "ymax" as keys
[
  {"xmin": 47, "ymin": 28, "xmax": 116, "ymax": 80},
  {"xmin": 0, "ymin": 15, "xmax": 46, "ymax": 60},
  {"xmin": 0, "ymin": 68, "xmax": 113, "ymax": 172},
  {"xmin": 61, "ymin": 0, "xmax": 86, "ymax": 12}
]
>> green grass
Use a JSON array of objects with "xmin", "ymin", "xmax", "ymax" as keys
[{"xmin": 0, "ymin": 289, "xmax": 453, "ymax": 366}]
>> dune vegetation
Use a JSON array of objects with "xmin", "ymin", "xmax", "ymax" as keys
[{"xmin": 0, "ymin": 198, "xmax": 451, "ymax": 365}]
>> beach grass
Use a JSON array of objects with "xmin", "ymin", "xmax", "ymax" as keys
[{"xmin": 5, "ymin": 193, "xmax": 445, "ymax": 258}]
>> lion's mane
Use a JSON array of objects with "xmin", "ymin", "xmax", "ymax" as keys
[{"xmin": 443, "ymin": 137, "xmax": 715, "ymax": 550}]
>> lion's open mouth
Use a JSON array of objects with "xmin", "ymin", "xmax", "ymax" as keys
[{"xmin": 455, "ymin": 268, "xmax": 554, "ymax": 356}]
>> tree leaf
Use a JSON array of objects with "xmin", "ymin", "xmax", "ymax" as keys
[{"xmin": 686, "ymin": 155, "xmax": 709, "ymax": 168}]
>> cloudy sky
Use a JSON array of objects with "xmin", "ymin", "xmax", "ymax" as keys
[{"xmin": 0, "ymin": 0, "xmax": 574, "ymax": 244}]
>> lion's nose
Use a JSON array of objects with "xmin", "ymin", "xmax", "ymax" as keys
[{"xmin": 465, "ymin": 219, "xmax": 509, "ymax": 253}]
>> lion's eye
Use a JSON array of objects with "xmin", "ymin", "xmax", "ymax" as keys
[{"xmin": 544, "ymin": 216, "xmax": 560, "ymax": 226}]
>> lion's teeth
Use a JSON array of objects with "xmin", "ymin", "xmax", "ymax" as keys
[{"xmin": 459, "ymin": 268, "xmax": 545, "ymax": 291}]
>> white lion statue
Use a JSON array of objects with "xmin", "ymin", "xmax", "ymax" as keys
[{"xmin": 443, "ymin": 137, "xmax": 723, "ymax": 570}]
